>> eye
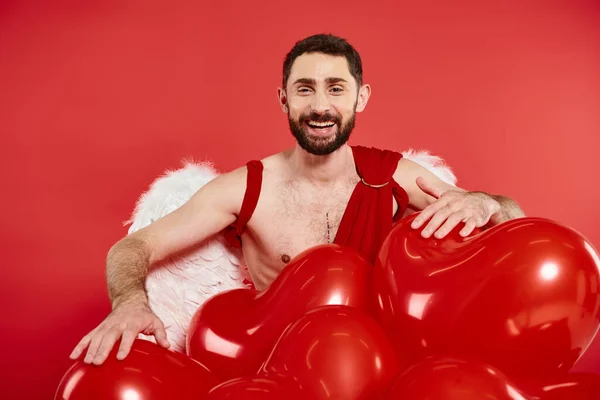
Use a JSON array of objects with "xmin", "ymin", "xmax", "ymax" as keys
[
  {"xmin": 330, "ymin": 86, "xmax": 344, "ymax": 93},
  {"xmin": 297, "ymin": 86, "xmax": 312, "ymax": 94}
]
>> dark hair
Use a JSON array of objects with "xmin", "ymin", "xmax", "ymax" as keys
[{"xmin": 282, "ymin": 33, "xmax": 363, "ymax": 89}]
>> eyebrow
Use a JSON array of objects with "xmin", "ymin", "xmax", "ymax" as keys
[{"xmin": 292, "ymin": 77, "xmax": 349, "ymax": 86}]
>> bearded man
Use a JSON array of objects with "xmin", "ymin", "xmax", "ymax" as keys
[{"xmin": 70, "ymin": 33, "xmax": 525, "ymax": 366}]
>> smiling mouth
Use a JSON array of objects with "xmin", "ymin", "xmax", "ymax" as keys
[{"xmin": 306, "ymin": 120, "xmax": 336, "ymax": 129}]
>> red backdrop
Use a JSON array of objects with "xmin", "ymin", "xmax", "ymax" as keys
[{"xmin": 1, "ymin": 0, "xmax": 599, "ymax": 398}]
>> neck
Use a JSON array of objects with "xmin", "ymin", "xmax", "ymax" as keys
[{"xmin": 286, "ymin": 144, "xmax": 354, "ymax": 185}]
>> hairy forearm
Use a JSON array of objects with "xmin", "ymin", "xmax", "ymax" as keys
[
  {"xmin": 105, "ymin": 236, "xmax": 151, "ymax": 309},
  {"xmin": 487, "ymin": 194, "xmax": 526, "ymax": 225}
]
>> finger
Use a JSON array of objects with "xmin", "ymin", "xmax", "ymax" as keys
[
  {"xmin": 69, "ymin": 331, "xmax": 93, "ymax": 360},
  {"xmin": 434, "ymin": 211, "xmax": 468, "ymax": 239},
  {"xmin": 117, "ymin": 328, "xmax": 138, "ymax": 360},
  {"xmin": 152, "ymin": 319, "xmax": 170, "ymax": 349},
  {"xmin": 477, "ymin": 210, "xmax": 492, "ymax": 227},
  {"xmin": 460, "ymin": 218, "xmax": 478, "ymax": 237},
  {"xmin": 83, "ymin": 330, "xmax": 106, "ymax": 364},
  {"xmin": 92, "ymin": 326, "xmax": 123, "ymax": 365},
  {"xmin": 415, "ymin": 176, "xmax": 445, "ymax": 199},
  {"xmin": 411, "ymin": 199, "xmax": 449, "ymax": 229},
  {"xmin": 421, "ymin": 205, "xmax": 455, "ymax": 238}
]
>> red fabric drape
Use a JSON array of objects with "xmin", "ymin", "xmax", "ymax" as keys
[{"xmin": 334, "ymin": 145, "xmax": 409, "ymax": 264}]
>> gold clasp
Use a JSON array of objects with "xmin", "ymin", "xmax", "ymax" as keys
[{"xmin": 361, "ymin": 178, "xmax": 389, "ymax": 188}]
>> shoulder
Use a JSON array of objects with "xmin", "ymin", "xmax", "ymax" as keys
[
  {"xmin": 215, "ymin": 150, "xmax": 282, "ymax": 186},
  {"xmin": 257, "ymin": 149, "xmax": 295, "ymax": 183},
  {"xmin": 259, "ymin": 151, "xmax": 284, "ymax": 172},
  {"xmin": 210, "ymin": 151, "xmax": 285, "ymax": 202}
]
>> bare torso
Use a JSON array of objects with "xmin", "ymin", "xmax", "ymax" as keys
[{"xmin": 238, "ymin": 150, "xmax": 400, "ymax": 290}]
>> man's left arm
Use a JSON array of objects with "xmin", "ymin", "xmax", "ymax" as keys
[{"xmin": 393, "ymin": 158, "xmax": 526, "ymax": 239}]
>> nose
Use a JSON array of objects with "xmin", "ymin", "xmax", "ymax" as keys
[{"xmin": 310, "ymin": 90, "xmax": 331, "ymax": 114}]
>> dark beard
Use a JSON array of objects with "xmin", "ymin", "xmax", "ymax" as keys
[{"xmin": 288, "ymin": 110, "xmax": 356, "ymax": 156}]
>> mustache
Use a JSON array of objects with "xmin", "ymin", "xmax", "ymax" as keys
[{"xmin": 299, "ymin": 112, "xmax": 341, "ymax": 124}]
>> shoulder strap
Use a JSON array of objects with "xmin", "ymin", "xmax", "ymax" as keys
[
  {"xmin": 234, "ymin": 160, "xmax": 264, "ymax": 236},
  {"xmin": 351, "ymin": 145, "xmax": 402, "ymax": 185},
  {"xmin": 391, "ymin": 180, "xmax": 409, "ymax": 221},
  {"xmin": 351, "ymin": 145, "xmax": 409, "ymax": 217},
  {"xmin": 334, "ymin": 145, "xmax": 410, "ymax": 263}
]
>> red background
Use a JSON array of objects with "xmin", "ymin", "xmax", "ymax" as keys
[{"xmin": 1, "ymin": 0, "xmax": 599, "ymax": 398}]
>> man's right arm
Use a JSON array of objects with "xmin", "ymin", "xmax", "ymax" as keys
[{"xmin": 69, "ymin": 165, "xmax": 248, "ymax": 365}]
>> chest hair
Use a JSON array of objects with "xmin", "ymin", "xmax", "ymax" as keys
[{"xmin": 273, "ymin": 177, "xmax": 357, "ymax": 246}]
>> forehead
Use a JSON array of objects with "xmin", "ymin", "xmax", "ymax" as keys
[{"xmin": 288, "ymin": 53, "xmax": 354, "ymax": 85}]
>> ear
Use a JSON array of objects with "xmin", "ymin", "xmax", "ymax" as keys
[
  {"xmin": 355, "ymin": 84, "xmax": 371, "ymax": 113},
  {"xmin": 277, "ymin": 87, "xmax": 288, "ymax": 113}
]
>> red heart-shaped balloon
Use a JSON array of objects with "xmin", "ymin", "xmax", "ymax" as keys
[
  {"xmin": 187, "ymin": 244, "xmax": 372, "ymax": 380},
  {"xmin": 387, "ymin": 356, "xmax": 600, "ymax": 400},
  {"xmin": 536, "ymin": 373, "xmax": 600, "ymax": 400},
  {"xmin": 374, "ymin": 214, "xmax": 600, "ymax": 385},
  {"xmin": 261, "ymin": 305, "xmax": 399, "ymax": 400},
  {"xmin": 205, "ymin": 374, "xmax": 304, "ymax": 400},
  {"xmin": 386, "ymin": 355, "xmax": 531, "ymax": 400},
  {"xmin": 55, "ymin": 339, "xmax": 219, "ymax": 400}
]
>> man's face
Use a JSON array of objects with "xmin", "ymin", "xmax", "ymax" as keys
[{"xmin": 281, "ymin": 53, "xmax": 368, "ymax": 155}]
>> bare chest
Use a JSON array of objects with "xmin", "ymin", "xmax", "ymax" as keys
[
  {"xmin": 272, "ymin": 191, "xmax": 349, "ymax": 252},
  {"xmin": 267, "ymin": 180, "xmax": 356, "ymax": 254},
  {"xmin": 243, "ymin": 178, "xmax": 358, "ymax": 288}
]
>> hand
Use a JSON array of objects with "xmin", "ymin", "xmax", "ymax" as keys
[
  {"xmin": 69, "ymin": 301, "xmax": 169, "ymax": 365},
  {"xmin": 410, "ymin": 176, "xmax": 500, "ymax": 239}
]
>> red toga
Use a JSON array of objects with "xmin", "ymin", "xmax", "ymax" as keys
[{"xmin": 227, "ymin": 145, "xmax": 409, "ymax": 264}]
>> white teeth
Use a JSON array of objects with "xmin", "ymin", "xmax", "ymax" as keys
[{"xmin": 307, "ymin": 121, "xmax": 335, "ymax": 128}]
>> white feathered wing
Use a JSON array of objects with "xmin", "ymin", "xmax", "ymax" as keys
[
  {"xmin": 124, "ymin": 161, "xmax": 252, "ymax": 353},
  {"xmin": 124, "ymin": 151, "xmax": 457, "ymax": 353}
]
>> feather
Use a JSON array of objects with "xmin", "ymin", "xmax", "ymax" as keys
[
  {"xmin": 124, "ymin": 160, "xmax": 220, "ymax": 232},
  {"xmin": 125, "ymin": 151, "xmax": 457, "ymax": 353},
  {"xmin": 401, "ymin": 148, "xmax": 458, "ymax": 186},
  {"xmin": 125, "ymin": 160, "xmax": 251, "ymax": 352}
]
